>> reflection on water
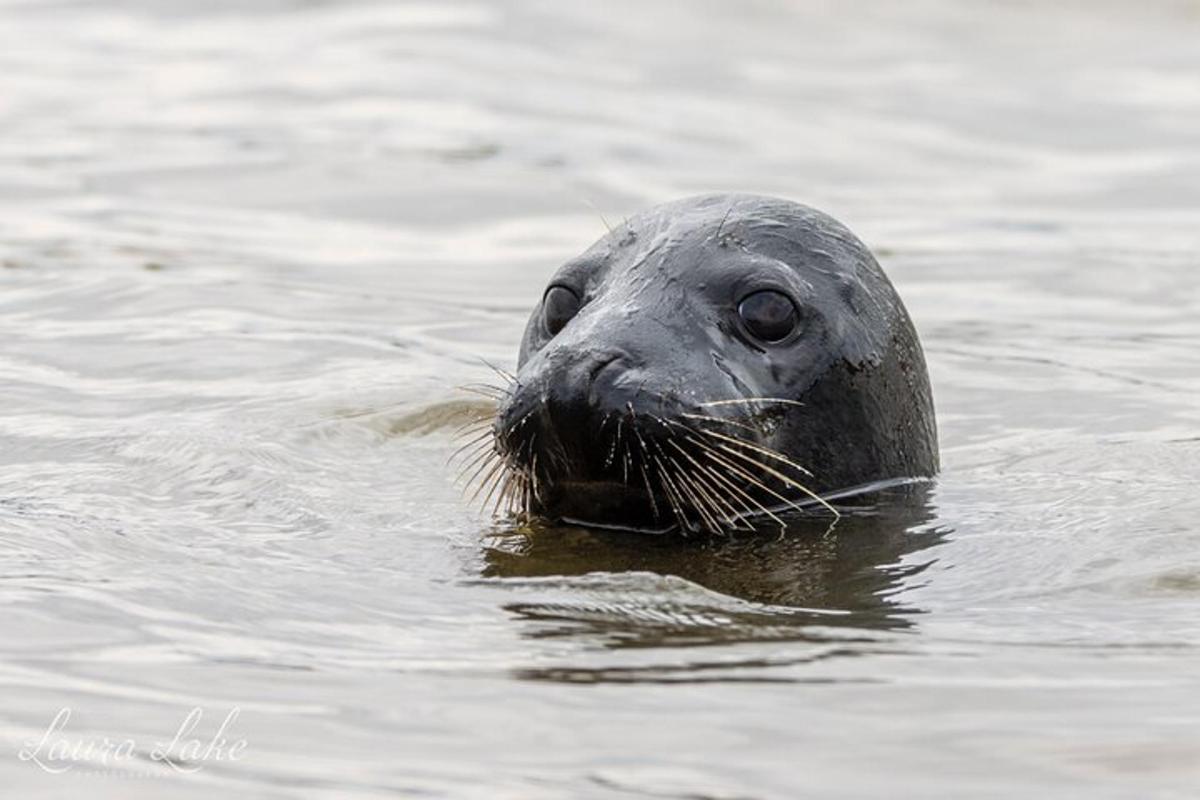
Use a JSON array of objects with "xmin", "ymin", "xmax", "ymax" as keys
[
  {"xmin": 484, "ymin": 485, "xmax": 944, "ymax": 630},
  {"xmin": 482, "ymin": 486, "xmax": 946, "ymax": 683}
]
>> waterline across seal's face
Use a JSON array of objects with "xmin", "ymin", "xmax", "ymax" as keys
[{"xmin": 476, "ymin": 194, "xmax": 938, "ymax": 535}]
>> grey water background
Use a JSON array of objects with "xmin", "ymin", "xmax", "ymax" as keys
[{"xmin": 1, "ymin": 0, "xmax": 1199, "ymax": 796}]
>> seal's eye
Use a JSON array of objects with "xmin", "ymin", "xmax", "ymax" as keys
[
  {"xmin": 542, "ymin": 285, "xmax": 581, "ymax": 336},
  {"xmin": 738, "ymin": 290, "xmax": 798, "ymax": 343}
]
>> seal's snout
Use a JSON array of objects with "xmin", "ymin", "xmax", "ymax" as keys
[
  {"xmin": 499, "ymin": 344, "xmax": 662, "ymax": 467},
  {"xmin": 493, "ymin": 339, "xmax": 693, "ymax": 522}
]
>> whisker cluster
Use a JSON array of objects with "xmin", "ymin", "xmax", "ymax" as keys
[
  {"xmin": 452, "ymin": 382, "xmax": 839, "ymax": 534},
  {"xmin": 450, "ymin": 377, "xmax": 543, "ymax": 523}
]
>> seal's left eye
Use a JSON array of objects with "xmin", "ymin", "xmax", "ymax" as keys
[
  {"xmin": 738, "ymin": 290, "xmax": 798, "ymax": 343},
  {"xmin": 542, "ymin": 285, "xmax": 581, "ymax": 336}
]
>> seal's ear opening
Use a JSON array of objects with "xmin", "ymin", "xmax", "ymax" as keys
[{"xmin": 809, "ymin": 266, "xmax": 882, "ymax": 370}]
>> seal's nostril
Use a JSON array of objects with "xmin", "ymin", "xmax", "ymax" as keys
[{"xmin": 590, "ymin": 353, "xmax": 621, "ymax": 381}]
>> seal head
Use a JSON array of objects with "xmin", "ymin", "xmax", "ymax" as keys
[{"xmin": 489, "ymin": 194, "xmax": 937, "ymax": 533}]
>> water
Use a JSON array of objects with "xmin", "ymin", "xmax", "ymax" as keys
[{"xmin": 1, "ymin": 0, "xmax": 1199, "ymax": 796}]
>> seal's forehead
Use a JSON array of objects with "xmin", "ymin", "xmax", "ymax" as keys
[
  {"xmin": 623, "ymin": 194, "xmax": 869, "ymax": 269},
  {"xmin": 551, "ymin": 194, "xmax": 875, "ymax": 294},
  {"xmin": 641, "ymin": 193, "xmax": 823, "ymax": 233}
]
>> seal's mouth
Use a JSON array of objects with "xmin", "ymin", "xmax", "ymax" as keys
[{"xmin": 541, "ymin": 479, "xmax": 667, "ymax": 532}]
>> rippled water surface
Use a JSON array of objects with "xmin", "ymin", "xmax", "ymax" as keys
[{"xmin": 2, "ymin": 0, "xmax": 1200, "ymax": 796}]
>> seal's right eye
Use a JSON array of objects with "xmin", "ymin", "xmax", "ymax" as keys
[
  {"xmin": 542, "ymin": 285, "xmax": 581, "ymax": 336},
  {"xmin": 738, "ymin": 289, "xmax": 799, "ymax": 343}
]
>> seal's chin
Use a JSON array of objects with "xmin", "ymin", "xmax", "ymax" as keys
[{"xmin": 542, "ymin": 480, "xmax": 673, "ymax": 534}]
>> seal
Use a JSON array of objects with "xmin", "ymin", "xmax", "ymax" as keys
[{"xmin": 462, "ymin": 194, "xmax": 938, "ymax": 534}]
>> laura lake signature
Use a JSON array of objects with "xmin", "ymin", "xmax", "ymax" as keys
[{"xmin": 17, "ymin": 706, "xmax": 248, "ymax": 775}]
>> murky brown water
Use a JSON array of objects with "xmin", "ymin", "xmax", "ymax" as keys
[{"xmin": 2, "ymin": 0, "xmax": 1199, "ymax": 796}]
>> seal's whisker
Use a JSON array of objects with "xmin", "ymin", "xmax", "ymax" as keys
[
  {"xmin": 549, "ymin": 439, "xmax": 571, "ymax": 477},
  {"xmin": 505, "ymin": 409, "xmax": 535, "ymax": 439},
  {"xmin": 527, "ymin": 438, "xmax": 542, "ymax": 499},
  {"xmin": 676, "ymin": 474, "xmax": 721, "ymax": 535},
  {"xmin": 632, "ymin": 414, "xmax": 685, "ymax": 530},
  {"xmin": 700, "ymin": 437, "xmax": 838, "ymax": 517},
  {"xmin": 458, "ymin": 382, "xmax": 512, "ymax": 397},
  {"xmin": 458, "ymin": 433, "xmax": 497, "ymax": 460},
  {"xmin": 628, "ymin": 418, "xmax": 667, "ymax": 523},
  {"xmin": 503, "ymin": 480, "xmax": 517, "ymax": 518},
  {"xmin": 652, "ymin": 416, "xmax": 738, "ymax": 533},
  {"xmin": 451, "ymin": 424, "xmax": 494, "ymax": 450},
  {"xmin": 509, "ymin": 432, "xmax": 540, "ymax": 520},
  {"xmin": 655, "ymin": 442, "xmax": 720, "ymax": 534},
  {"xmin": 714, "ymin": 201, "xmax": 734, "ymax": 239},
  {"xmin": 681, "ymin": 418, "xmax": 835, "ymax": 515},
  {"xmin": 451, "ymin": 410, "xmax": 497, "ymax": 433},
  {"xmin": 684, "ymin": 465, "xmax": 750, "ymax": 528},
  {"xmin": 695, "ymin": 428, "xmax": 815, "ymax": 478},
  {"xmin": 698, "ymin": 397, "xmax": 806, "ymax": 409},
  {"xmin": 451, "ymin": 417, "xmax": 496, "ymax": 439},
  {"xmin": 468, "ymin": 455, "xmax": 508, "ymax": 506},
  {"xmin": 482, "ymin": 462, "xmax": 514, "ymax": 515},
  {"xmin": 658, "ymin": 418, "xmax": 782, "ymax": 529},
  {"xmin": 477, "ymin": 357, "xmax": 518, "ymax": 386},
  {"xmin": 497, "ymin": 472, "xmax": 513, "ymax": 515},
  {"xmin": 454, "ymin": 444, "xmax": 497, "ymax": 484},
  {"xmin": 603, "ymin": 412, "xmax": 621, "ymax": 470},
  {"xmin": 529, "ymin": 451, "xmax": 542, "ymax": 508},
  {"xmin": 638, "ymin": 462, "xmax": 662, "ymax": 520},
  {"xmin": 661, "ymin": 463, "xmax": 704, "ymax": 534},
  {"xmin": 684, "ymin": 434, "xmax": 809, "ymax": 518},
  {"xmin": 651, "ymin": 453, "xmax": 691, "ymax": 533},
  {"xmin": 665, "ymin": 438, "xmax": 757, "ymax": 531},
  {"xmin": 457, "ymin": 386, "xmax": 509, "ymax": 402},
  {"xmin": 506, "ymin": 469, "xmax": 528, "ymax": 518},
  {"xmin": 699, "ymin": 457, "xmax": 786, "ymax": 532},
  {"xmin": 469, "ymin": 380, "xmax": 512, "ymax": 392},
  {"xmin": 456, "ymin": 445, "xmax": 494, "ymax": 479},
  {"xmin": 692, "ymin": 470, "xmax": 756, "ymax": 532},
  {"xmin": 616, "ymin": 415, "xmax": 629, "ymax": 484},
  {"xmin": 459, "ymin": 446, "xmax": 500, "ymax": 492},
  {"xmin": 454, "ymin": 410, "xmax": 497, "ymax": 427},
  {"xmin": 492, "ymin": 469, "xmax": 516, "ymax": 518},
  {"xmin": 452, "ymin": 423, "xmax": 494, "ymax": 443},
  {"xmin": 680, "ymin": 412, "xmax": 760, "ymax": 435},
  {"xmin": 696, "ymin": 398, "xmax": 806, "ymax": 417},
  {"xmin": 521, "ymin": 472, "xmax": 531, "ymax": 520},
  {"xmin": 670, "ymin": 458, "xmax": 731, "ymax": 535},
  {"xmin": 447, "ymin": 429, "xmax": 495, "ymax": 464},
  {"xmin": 466, "ymin": 460, "xmax": 504, "ymax": 508}
]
